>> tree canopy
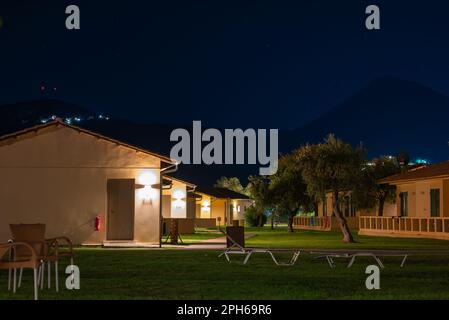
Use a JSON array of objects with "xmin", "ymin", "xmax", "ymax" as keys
[
  {"xmin": 353, "ymin": 156, "xmax": 400, "ymax": 216},
  {"xmin": 214, "ymin": 176, "xmax": 248, "ymax": 195},
  {"xmin": 215, "ymin": 134, "xmax": 400, "ymax": 244},
  {"xmin": 268, "ymin": 154, "xmax": 314, "ymax": 232},
  {"xmin": 297, "ymin": 134, "xmax": 366, "ymax": 242}
]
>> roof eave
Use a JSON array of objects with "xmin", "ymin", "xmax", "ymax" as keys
[
  {"xmin": 164, "ymin": 175, "xmax": 197, "ymax": 188},
  {"xmin": 380, "ymin": 174, "xmax": 449, "ymax": 185},
  {"xmin": 0, "ymin": 120, "xmax": 176, "ymax": 164}
]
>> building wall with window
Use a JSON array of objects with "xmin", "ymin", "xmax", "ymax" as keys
[
  {"xmin": 194, "ymin": 189, "xmax": 254, "ymax": 226},
  {"xmin": 195, "ymin": 198, "xmax": 253, "ymax": 226},
  {"xmin": 396, "ymin": 179, "xmax": 446, "ymax": 218},
  {"xmin": 162, "ymin": 180, "xmax": 190, "ymax": 219},
  {"xmin": 359, "ymin": 160, "xmax": 449, "ymax": 239},
  {"xmin": 0, "ymin": 122, "xmax": 167, "ymax": 245}
]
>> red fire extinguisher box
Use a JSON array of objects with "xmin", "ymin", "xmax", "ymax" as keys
[{"xmin": 95, "ymin": 215, "xmax": 101, "ymax": 231}]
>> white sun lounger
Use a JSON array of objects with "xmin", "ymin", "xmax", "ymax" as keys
[
  {"xmin": 218, "ymin": 233, "xmax": 300, "ymax": 266},
  {"xmin": 221, "ymin": 248, "xmax": 301, "ymax": 266},
  {"xmin": 311, "ymin": 250, "xmax": 409, "ymax": 269}
]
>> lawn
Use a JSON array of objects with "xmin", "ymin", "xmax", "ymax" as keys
[
  {"xmin": 178, "ymin": 228, "xmax": 223, "ymax": 244},
  {"xmin": 245, "ymin": 227, "xmax": 449, "ymax": 250},
  {"xmin": 2, "ymin": 227, "xmax": 449, "ymax": 300}
]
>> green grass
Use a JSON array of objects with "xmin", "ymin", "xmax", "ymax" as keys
[
  {"xmin": 179, "ymin": 228, "xmax": 223, "ymax": 244},
  {"xmin": 2, "ymin": 227, "xmax": 449, "ymax": 300},
  {"xmin": 245, "ymin": 227, "xmax": 449, "ymax": 250}
]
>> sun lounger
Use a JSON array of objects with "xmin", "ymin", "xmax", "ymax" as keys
[
  {"xmin": 218, "ymin": 229, "xmax": 300, "ymax": 266},
  {"xmin": 217, "ymin": 227, "xmax": 441, "ymax": 269},
  {"xmin": 310, "ymin": 250, "xmax": 409, "ymax": 269},
  {"xmin": 219, "ymin": 231, "xmax": 448, "ymax": 269},
  {"xmin": 220, "ymin": 246, "xmax": 301, "ymax": 266},
  {"xmin": 242, "ymin": 248, "xmax": 301, "ymax": 266}
]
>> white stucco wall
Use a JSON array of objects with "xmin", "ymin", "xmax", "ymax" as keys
[
  {"xmin": 162, "ymin": 181, "xmax": 188, "ymax": 219},
  {"xmin": 0, "ymin": 125, "xmax": 162, "ymax": 244},
  {"xmin": 397, "ymin": 179, "xmax": 443, "ymax": 218},
  {"xmin": 232, "ymin": 199, "xmax": 254, "ymax": 220}
]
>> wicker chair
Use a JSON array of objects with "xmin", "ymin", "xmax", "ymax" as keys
[
  {"xmin": 0, "ymin": 242, "xmax": 41, "ymax": 300},
  {"xmin": 9, "ymin": 224, "xmax": 61, "ymax": 292}
]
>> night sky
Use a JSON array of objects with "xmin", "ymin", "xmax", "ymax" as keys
[{"xmin": 1, "ymin": 1, "xmax": 449, "ymax": 129}]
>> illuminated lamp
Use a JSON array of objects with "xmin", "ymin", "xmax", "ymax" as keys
[
  {"xmin": 201, "ymin": 199, "xmax": 210, "ymax": 212},
  {"xmin": 172, "ymin": 189, "xmax": 186, "ymax": 209},
  {"xmin": 136, "ymin": 171, "xmax": 159, "ymax": 204}
]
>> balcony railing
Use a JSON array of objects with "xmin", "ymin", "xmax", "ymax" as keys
[
  {"xmin": 293, "ymin": 216, "xmax": 359, "ymax": 231},
  {"xmin": 293, "ymin": 216, "xmax": 332, "ymax": 231},
  {"xmin": 359, "ymin": 216, "xmax": 449, "ymax": 239}
]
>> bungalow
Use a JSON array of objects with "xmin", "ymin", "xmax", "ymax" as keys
[
  {"xmin": 162, "ymin": 176, "xmax": 196, "ymax": 219},
  {"xmin": 161, "ymin": 175, "xmax": 198, "ymax": 234},
  {"xmin": 359, "ymin": 161, "xmax": 449, "ymax": 240},
  {"xmin": 194, "ymin": 187, "xmax": 254, "ymax": 227},
  {"xmin": 0, "ymin": 120, "xmax": 179, "ymax": 246}
]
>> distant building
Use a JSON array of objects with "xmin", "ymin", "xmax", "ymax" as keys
[
  {"xmin": 194, "ymin": 187, "xmax": 254, "ymax": 227},
  {"xmin": 359, "ymin": 161, "xmax": 449, "ymax": 240},
  {"xmin": 161, "ymin": 175, "xmax": 198, "ymax": 235},
  {"xmin": 0, "ymin": 119, "xmax": 257, "ymax": 246},
  {"xmin": 0, "ymin": 120, "xmax": 179, "ymax": 246}
]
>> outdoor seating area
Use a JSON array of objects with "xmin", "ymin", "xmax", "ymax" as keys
[
  {"xmin": 217, "ymin": 226, "xmax": 449, "ymax": 270},
  {"xmin": 218, "ymin": 227, "xmax": 301, "ymax": 266},
  {"xmin": 1, "ymin": 224, "xmax": 74, "ymax": 300},
  {"xmin": 1, "ymin": 227, "xmax": 449, "ymax": 299},
  {"xmin": 310, "ymin": 250, "xmax": 409, "ymax": 269}
]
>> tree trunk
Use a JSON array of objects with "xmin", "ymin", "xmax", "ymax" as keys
[
  {"xmin": 378, "ymin": 196, "xmax": 386, "ymax": 217},
  {"xmin": 288, "ymin": 216, "xmax": 294, "ymax": 233},
  {"xmin": 332, "ymin": 190, "xmax": 354, "ymax": 243},
  {"xmin": 271, "ymin": 214, "xmax": 274, "ymax": 230},
  {"xmin": 313, "ymin": 202, "xmax": 319, "ymax": 216}
]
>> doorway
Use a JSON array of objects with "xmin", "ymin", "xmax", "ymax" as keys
[{"xmin": 107, "ymin": 179, "xmax": 135, "ymax": 240}]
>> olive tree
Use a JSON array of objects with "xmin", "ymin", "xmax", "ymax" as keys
[
  {"xmin": 245, "ymin": 175, "xmax": 271, "ymax": 227},
  {"xmin": 214, "ymin": 176, "xmax": 247, "ymax": 195},
  {"xmin": 297, "ymin": 134, "xmax": 365, "ymax": 243},
  {"xmin": 268, "ymin": 154, "xmax": 314, "ymax": 233},
  {"xmin": 353, "ymin": 156, "xmax": 400, "ymax": 216}
]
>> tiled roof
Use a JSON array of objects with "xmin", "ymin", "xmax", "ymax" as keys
[
  {"xmin": 196, "ymin": 187, "xmax": 251, "ymax": 200},
  {"xmin": 163, "ymin": 175, "xmax": 196, "ymax": 188},
  {"xmin": 0, "ymin": 120, "xmax": 175, "ymax": 164},
  {"xmin": 380, "ymin": 161, "xmax": 449, "ymax": 184}
]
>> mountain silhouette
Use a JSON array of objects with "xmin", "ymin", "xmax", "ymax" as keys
[
  {"xmin": 0, "ymin": 99, "xmax": 96, "ymax": 135},
  {"xmin": 283, "ymin": 77, "xmax": 449, "ymax": 162},
  {"xmin": 0, "ymin": 99, "xmax": 253, "ymax": 185},
  {"xmin": 1, "ymin": 77, "xmax": 449, "ymax": 184}
]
